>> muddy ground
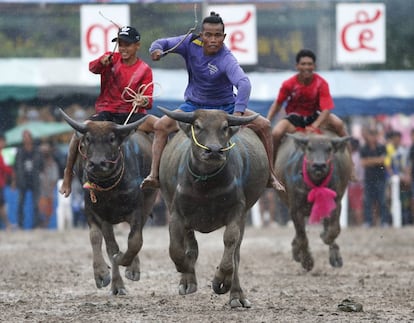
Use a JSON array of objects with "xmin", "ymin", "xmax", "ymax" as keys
[{"xmin": 1, "ymin": 224, "xmax": 414, "ymax": 322}]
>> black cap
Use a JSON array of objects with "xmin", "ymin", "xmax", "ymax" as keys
[{"xmin": 112, "ymin": 26, "xmax": 141, "ymax": 43}]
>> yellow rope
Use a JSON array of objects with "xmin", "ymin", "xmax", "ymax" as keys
[{"xmin": 191, "ymin": 125, "xmax": 235, "ymax": 152}]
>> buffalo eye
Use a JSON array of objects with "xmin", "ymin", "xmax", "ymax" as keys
[
  {"xmin": 194, "ymin": 123, "xmax": 201, "ymax": 131},
  {"xmin": 108, "ymin": 132, "xmax": 116, "ymax": 144},
  {"xmin": 84, "ymin": 134, "xmax": 91, "ymax": 145}
]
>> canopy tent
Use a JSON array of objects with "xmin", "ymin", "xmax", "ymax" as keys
[
  {"xmin": 1, "ymin": 59, "xmax": 414, "ymax": 117},
  {"xmin": 5, "ymin": 121, "xmax": 72, "ymax": 146}
]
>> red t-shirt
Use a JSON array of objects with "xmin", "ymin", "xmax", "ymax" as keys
[
  {"xmin": 276, "ymin": 73, "xmax": 334, "ymax": 117},
  {"xmin": 89, "ymin": 52, "xmax": 153, "ymax": 114}
]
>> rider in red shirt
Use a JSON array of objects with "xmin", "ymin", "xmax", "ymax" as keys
[
  {"xmin": 267, "ymin": 49, "xmax": 355, "ymax": 180},
  {"xmin": 59, "ymin": 26, "xmax": 158, "ymax": 197}
]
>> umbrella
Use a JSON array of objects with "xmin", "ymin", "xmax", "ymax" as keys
[{"xmin": 5, "ymin": 121, "xmax": 73, "ymax": 146}]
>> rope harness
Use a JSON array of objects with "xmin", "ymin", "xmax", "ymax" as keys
[
  {"xmin": 302, "ymin": 155, "xmax": 337, "ymax": 224},
  {"xmin": 191, "ymin": 125, "xmax": 235, "ymax": 152},
  {"xmin": 78, "ymin": 139, "xmax": 124, "ymax": 203},
  {"xmin": 186, "ymin": 125, "xmax": 236, "ymax": 181}
]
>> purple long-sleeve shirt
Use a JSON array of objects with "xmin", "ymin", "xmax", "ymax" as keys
[{"xmin": 149, "ymin": 35, "xmax": 251, "ymax": 113}]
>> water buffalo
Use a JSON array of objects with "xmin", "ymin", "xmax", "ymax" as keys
[
  {"xmin": 275, "ymin": 130, "xmax": 352, "ymax": 271},
  {"xmin": 158, "ymin": 107, "xmax": 268, "ymax": 308},
  {"xmin": 60, "ymin": 109, "xmax": 157, "ymax": 295}
]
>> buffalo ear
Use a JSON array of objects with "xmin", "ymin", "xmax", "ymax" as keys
[
  {"xmin": 178, "ymin": 122, "xmax": 192, "ymax": 138},
  {"xmin": 331, "ymin": 136, "xmax": 351, "ymax": 152},
  {"xmin": 288, "ymin": 133, "xmax": 309, "ymax": 151},
  {"xmin": 229, "ymin": 126, "xmax": 240, "ymax": 137}
]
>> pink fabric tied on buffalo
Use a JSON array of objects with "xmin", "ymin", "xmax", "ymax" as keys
[{"xmin": 302, "ymin": 156, "xmax": 337, "ymax": 224}]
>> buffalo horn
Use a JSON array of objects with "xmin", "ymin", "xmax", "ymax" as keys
[
  {"xmin": 227, "ymin": 113, "xmax": 259, "ymax": 126},
  {"xmin": 113, "ymin": 115, "xmax": 149, "ymax": 134},
  {"xmin": 158, "ymin": 106, "xmax": 195, "ymax": 123},
  {"xmin": 60, "ymin": 108, "xmax": 88, "ymax": 134}
]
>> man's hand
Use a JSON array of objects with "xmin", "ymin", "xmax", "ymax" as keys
[
  {"xmin": 150, "ymin": 49, "xmax": 163, "ymax": 61},
  {"xmin": 100, "ymin": 54, "xmax": 112, "ymax": 66}
]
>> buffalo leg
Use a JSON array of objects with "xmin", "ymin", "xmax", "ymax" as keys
[
  {"xmin": 320, "ymin": 208, "xmax": 343, "ymax": 268},
  {"xmin": 213, "ymin": 220, "xmax": 251, "ymax": 308},
  {"xmin": 89, "ymin": 222, "xmax": 111, "ymax": 289},
  {"xmin": 112, "ymin": 223, "xmax": 144, "ymax": 267},
  {"xmin": 169, "ymin": 217, "xmax": 198, "ymax": 295},
  {"xmin": 100, "ymin": 222, "xmax": 126, "ymax": 295},
  {"xmin": 291, "ymin": 211, "xmax": 314, "ymax": 271}
]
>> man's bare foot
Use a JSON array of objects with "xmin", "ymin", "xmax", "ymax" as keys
[
  {"xmin": 267, "ymin": 175, "xmax": 285, "ymax": 191},
  {"xmin": 141, "ymin": 175, "xmax": 160, "ymax": 190}
]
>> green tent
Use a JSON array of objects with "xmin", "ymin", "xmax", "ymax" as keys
[{"xmin": 5, "ymin": 121, "xmax": 72, "ymax": 146}]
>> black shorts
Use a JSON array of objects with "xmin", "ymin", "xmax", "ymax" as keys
[
  {"xmin": 285, "ymin": 112, "xmax": 319, "ymax": 128},
  {"xmin": 89, "ymin": 111, "xmax": 147, "ymax": 125}
]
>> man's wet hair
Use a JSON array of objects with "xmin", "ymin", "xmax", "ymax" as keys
[
  {"xmin": 296, "ymin": 49, "xmax": 316, "ymax": 63},
  {"xmin": 202, "ymin": 11, "xmax": 225, "ymax": 32}
]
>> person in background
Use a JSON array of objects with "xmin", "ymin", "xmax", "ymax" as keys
[
  {"xmin": 348, "ymin": 137, "xmax": 364, "ymax": 225},
  {"xmin": 59, "ymin": 25, "xmax": 158, "ymax": 198},
  {"xmin": 71, "ymin": 176, "xmax": 87, "ymax": 228},
  {"xmin": 0, "ymin": 133, "xmax": 14, "ymax": 230},
  {"xmin": 14, "ymin": 130, "xmax": 43, "ymax": 229},
  {"xmin": 38, "ymin": 142, "xmax": 59, "ymax": 228},
  {"xmin": 385, "ymin": 130, "xmax": 411, "ymax": 225},
  {"xmin": 408, "ymin": 129, "xmax": 414, "ymax": 225},
  {"xmin": 141, "ymin": 12, "xmax": 283, "ymax": 191},
  {"xmin": 266, "ymin": 49, "xmax": 356, "ymax": 181},
  {"xmin": 360, "ymin": 127, "xmax": 389, "ymax": 227}
]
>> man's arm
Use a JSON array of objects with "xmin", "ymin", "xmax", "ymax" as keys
[
  {"xmin": 360, "ymin": 155, "xmax": 385, "ymax": 167},
  {"xmin": 267, "ymin": 99, "xmax": 282, "ymax": 122},
  {"xmin": 311, "ymin": 109, "xmax": 330, "ymax": 129}
]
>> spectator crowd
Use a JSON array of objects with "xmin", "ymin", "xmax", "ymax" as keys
[{"xmin": 1, "ymin": 105, "xmax": 414, "ymax": 230}]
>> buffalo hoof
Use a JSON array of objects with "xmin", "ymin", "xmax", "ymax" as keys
[
  {"xmin": 110, "ymin": 287, "xmax": 127, "ymax": 296},
  {"xmin": 95, "ymin": 272, "xmax": 111, "ymax": 289},
  {"xmin": 178, "ymin": 283, "xmax": 197, "ymax": 295},
  {"xmin": 301, "ymin": 255, "xmax": 314, "ymax": 271},
  {"xmin": 212, "ymin": 279, "xmax": 231, "ymax": 294},
  {"xmin": 230, "ymin": 297, "xmax": 251, "ymax": 308},
  {"xmin": 329, "ymin": 244, "xmax": 343, "ymax": 268},
  {"xmin": 330, "ymin": 256, "xmax": 343, "ymax": 268},
  {"xmin": 125, "ymin": 269, "xmax": 140, "ymax": 281}
]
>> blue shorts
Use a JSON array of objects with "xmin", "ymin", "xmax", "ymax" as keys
[{"xmin": 179, "ymin": 101, "xmax": 235, "ymax": 114}]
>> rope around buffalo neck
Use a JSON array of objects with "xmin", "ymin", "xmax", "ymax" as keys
[
  {"xmin": 83, "ymin": 152, "xmax": 125, "ymax": 203},
  {"xmin": 186, "ymin": 155, "xmax": 227, "ymax": 182}
]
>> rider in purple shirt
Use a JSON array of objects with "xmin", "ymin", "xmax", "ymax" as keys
[
  {"xmin": 141, "ymin": 12, "xmax": 283, "ymax": 191},
  {"xmin": 149, "ymin": 35, "xmax": 250, "ymax": 113}
]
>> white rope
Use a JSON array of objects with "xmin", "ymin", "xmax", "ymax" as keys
[
  {"xmin": 162, "ymin": 4, "xmax": 198, "ymax": 56},
  {"xmin": 121, "ymin": 81, "xmax": 162, "ymax": 125}
]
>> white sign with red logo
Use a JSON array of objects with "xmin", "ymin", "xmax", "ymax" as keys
[
  {"xmin": 336, "ymin": 3, "xmax": 386, "ymax": 64},
  {"xmin": 80, "ymin": 5, "xmax": 130, "ymax": 63},
  {"xmin": 207, "ymin": 5, "xmax": 257, "ymax": 65}
]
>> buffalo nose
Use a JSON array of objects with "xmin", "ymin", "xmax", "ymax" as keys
[
  {"xmin": 87, "ymin": 160, "xmax": 109, "ymax": 171},
  {"xmin": 205, "ymin": 144, "xmax": 224, "ymax": 154},
  {"xmin": 312, "ymin": 163, "xmax": 327, "ymax": 172}
]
